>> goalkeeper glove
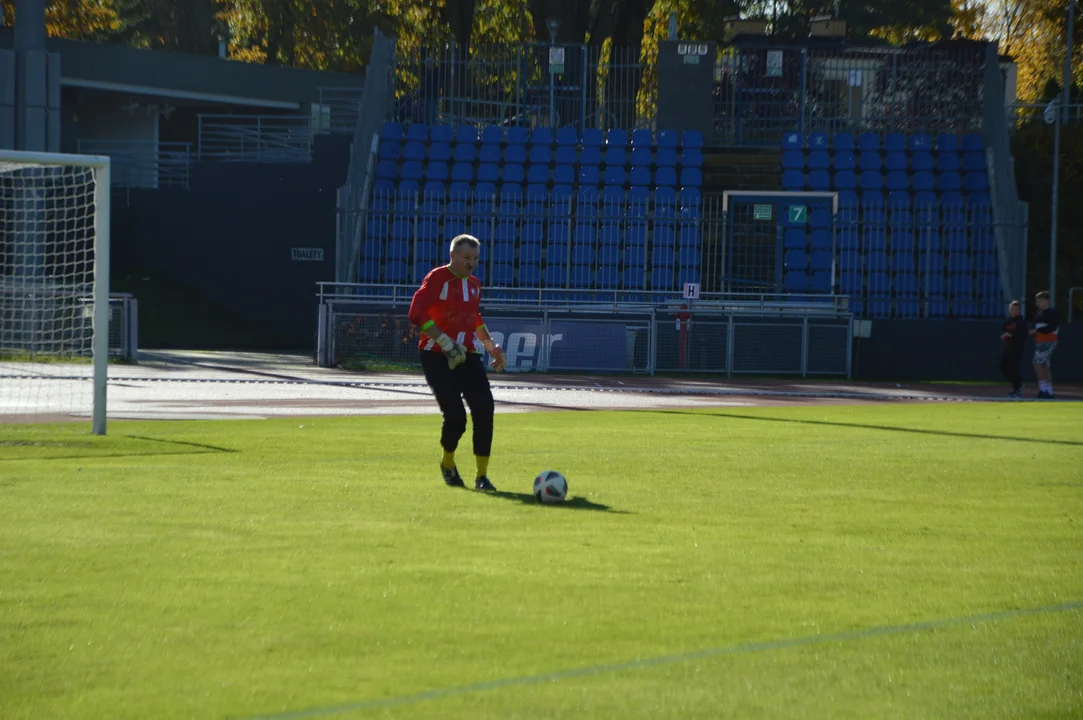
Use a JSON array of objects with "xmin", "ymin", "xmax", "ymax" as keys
[
  {"xmin": 435, "ymin": 334, "xmax": 468, "ymax": 370},
  {"xmin": 489, "ymin": 346, "xmax": 506, "ymax": 372}
]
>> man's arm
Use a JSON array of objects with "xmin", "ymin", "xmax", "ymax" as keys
[
  {"xmin": 409, "ymin": 274, "xmax": 467, "ymax": 368},
  {"xmin": 475, "ymin": 322, "xmax": 506, "ymax": 372}
]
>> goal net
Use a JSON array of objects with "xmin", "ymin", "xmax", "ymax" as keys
[{"xmin": 0, "ymin": 151, "xmax": 111, "ymax": 434}]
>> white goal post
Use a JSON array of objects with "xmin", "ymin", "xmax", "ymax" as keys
[{"xmin": 0, "ymin": 150, "xmax": 111, "ymax": 434}]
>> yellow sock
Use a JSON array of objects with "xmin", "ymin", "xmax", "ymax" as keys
[
  {"xmin": 475, "ymin": 455, "xmax": 490, "ymax": 478},
  {"xmin": 441, "ymin": 449, "xmax": 456, "ymax": 470}
]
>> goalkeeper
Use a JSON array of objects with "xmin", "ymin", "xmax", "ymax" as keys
[{"xmin": 408, "ymin": 234, "xmax": 507, "ymax": 491}]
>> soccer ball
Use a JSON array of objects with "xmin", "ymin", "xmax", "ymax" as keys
[{"xmin": 534, "ymin": 470, "xmax": 568, "ymax": 504}]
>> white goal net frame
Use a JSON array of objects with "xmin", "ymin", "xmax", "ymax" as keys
[{"xmin": 0, "ymin": 150, "xmax": 111, "ymax": 434}]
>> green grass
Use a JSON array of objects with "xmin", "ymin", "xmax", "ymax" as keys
[{"xmin": 1, "ymin": 404, "xmax": 1082, "ymax": 719}]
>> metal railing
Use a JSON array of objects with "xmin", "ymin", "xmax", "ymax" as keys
[
  {"xmin": 316, "ymin": 86, "xmax": 366, "ymax": 135},
  {"xmin": 315, "ymin": 285, "xmax": 852, "ymax": 376},
  {"xmin": 76, "ymin": 140, "xmax": 191, "ymax": 190},
  {"xmin": 1009, "ymin": 102, "xmax": 1083, "ymax": 129},
  {"xmin": 393, "ymin": 41, "xmax": 989, "ymax": 142},
  {"xmin": 337, "ymin": 28, "xmax": 397, "ymax": 284},
  {"xmin": 197, "ymin": 114, "xmax": 313, "ymax": 163}
]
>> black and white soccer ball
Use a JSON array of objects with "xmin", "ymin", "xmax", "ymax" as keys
[{"xmin": 533, "ymin": 470, "xmax": 568, "ymax": 504}]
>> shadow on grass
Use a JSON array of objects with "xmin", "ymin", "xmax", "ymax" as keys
[
  {"xmin": 653, "ymin": 410, "xmax": 1083, "ymax": 448},
  {"xmin": 480, "ymin": 490, "xmax": 629, "ymax": 513}
]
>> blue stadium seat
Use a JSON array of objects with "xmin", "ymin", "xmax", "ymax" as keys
[
  {"xmin": 529, "ymin": 145, "xmax": 551, "ymax": 165},
  {"xmin": 809, "ymin": 271, "xmax": 831, "ymax": 292},
  {"xmin": 626, "ymin": 188, "xmax": 650, "ymax": 220},
  {"xmin": 886, "ymin": 171, "xmax": 909, "ymax": 191},
  {"xmin": 384, "ymin": 260, "xmax": 408, "ymax": 284},
  {"xmin": 452, "ymin": 144, "xmax": 474, "ymax": 163},
  {"xmin": 811, "ymin": 229, "xmax": 832, "ymax": 250},
  {"xmin": 480, "ymin": 125, "xmax": 502, "ymax": 144},
  {"xmin": 974, "ymin": 252, "xmax": 997, "ymax": 275},
  {"xmin": 651, "ymin": 267, "xmax": 674, "ymax": 291},
  {"xmin": 378, "ymin": 141, "xmax": 401, "ymax": 161},
  {"xmin": 784, "ymin": 228, "xmax": 807, "ymax": 249},
  {"xmin": 678, "ymin": 223, "xmax": 699, "ymax": 248},
  {"xmin": 891, "ymin": 228, "xmax": 915, "ymax": 253},
  {"xmin": 948, "ymin": 273, "xmax": 973, "ymax": 299},
  {"xmin": 550, "ymin": 186, "xmax": 574, "ymax": 216},
  {"xmin": 895, "ymin": 272, "xmax": 919, "ymax": 298},
  {"xmin": 866, "ymin": 250, "xmax": 889, "ymax": 271},
  {"xmin": 551, "ymin": 164, "xmax": 573, "ymax": 185},
  {"xmin": 884, "ymin": 133, "xmax": 906, "ymax": 152},
  {"xmin": 810, "ymin": 206, "xmax": 831, "ymax": 229},
  {"xmin": 582, "ymin": 128, "xmax": 604, "ymax": 147},
  {"xmin": 599, "ymin": 223, "xmax": 622, "ymax": 246},
  {"xmin": 625, "ymin": 222, "xmax": 647, "ymax": 250},
  {"xmin": 654, "ymin": 187, "xmax": 677, "ymax": 217},
  {"xmin": 681, "ymin": 148, "xmax": 704, "ymax": 168},
  {"xmin": 601, "ymin": 186, "xmax": 624, "ymax": 213},
  {"xmin": 444, "ymin": 218, "xmax": 467, "ymax": 238},
  {"xmin": 630, "ymin": 147, "xmax": 652, "ymax": 167},
  {"xmin": 680, "ymin": 187, "xmax": 701, "ymax": 216},
  {"xmin": 833, "ymin": 150, "xmax": 856, "ymax": 171},
  {"xmin": 911, "ymin": 152, "xmax": 934, "ymax": 171},
  {"xmin": 469, "ymin": 163, "xmax": 493, "ymax": 183},
  {"xmin": 859, "ymin": 151, "xmax": 883, "ymax": 171},
  {"xmin": 624, "ymin": 241, "xmax": 647, "ymax": 269},
  {"xmin": 604, "ymin": 166, "xmax": 627, "ymax": 186},
  {"xmin": 808, "ymin": 170, "xmax": 830, "ymax": 191},
  {"xmin": 596, "ymin": 265, "xmax": 620, "ymax": 289},
  {"xmin": 544, "ymin": 264, "xmax": 566, "ymax": 287},
  {"xmin": 605, "ymin": 147, "xmax": 627, "ymax": 166},
  {"xmin": 833, "ymin": 132, "xmax": 854, "ymax": 151},
  {"xmin": 960, "ymin": 134, "xmax": 982, "ymax": 152},
  {"xmin": 579, "ymin": 146, "xmax": 602, "ymax": 166},
  {"xmin": 556, "ymin": 127, "xmax": 578, "ymax": 146},
  {"xmin": 782, "ymin": 131, "xmax": 803, "ymax": 148},
  {"xmin": 833, "ymin": 170, "xmax": 856, "ymax": 190},
  {"xmin": 623, "ymin": 267, "xmax": 646, "ymax": 289},
  {"xmin": 505, "ymin": 144, "xmax": 527, "ymax": 164},
  {"xmin": 525, "ymin": 185, "xmax": 548, "ymax": 216},
  {"xmin": 962, "ymin": 152, "xmax": 985, "ymax": 172},
  {"xmin": 784, "ymin": 271, "xmax": 809, "ymax": 292},
  {"xmin": 657, "ymin": 129, "xmax": 678, "ymax": 148},
  {"xmin": 681, "ymin": 130, "xmax": 703, "ymax": 149},
  {"xmin": 631, "ymin": 129, "xmax": 653, "ymax": 147},
  {"xmin": 973, "ymin": 229, "xmax": 995, "ymax": 253},
  {"xmin": 376, "ymin": 160, "xmax": 397, "ymax": 179},
  {"xmin": 927, "ymin": 296, "xmax": 948, "ymax": 318},
  {"xmin": 861, "ymin": 192, "xmax": 886, "ymax": 224},
  {"xmin": 840, "ymin": 271, "xmax": 862, "ymax": 293},
  {"xmin": 400, "ymin": 161, "xmax": 424, "ymax": 181},
  {"xmin": 499, "ymin": 183, "xmax": 522, "ymax": 210},
  {"xmin": 577, "ymin": 186, "xmax": 599, "ymax": 217},
  {"xmin": 782, "ymin": 169, "xmax": 805, "ymax": 190},
  {"xmin": 868, "ymin": 271, "xmax": 891, "ymax": 296},
  {"xmin": 570, "ymin": 264, "xmax": 593, "ymax": 288},
  {"xmin": 857, "ymin": 132, "xmax": 880, "ymax": 151},
  {"xmin": 910, "ymin": 133, "xmax": 932, "ymax": 151},
  {"xmin": 936, "ymin": 152, "xmax": 960, "ymax": 173},
  {"xmin": 490, "ymin": 262, "xmax": 514, "ymax": 286},
  {"xmin": 965, "ymin": 172, "xmax": 988, "ymax": 192},
  {"xmin": 607, "ymin": 129, "xmax": 628, "ymax": 148},
  {"xmin": 428, "ymin": 125, "xmax": 452, "ymax": 144},
  {"xmin": 403, "ymin": 141, "xmax": 426, "ymax": 161},
  {"xmin": 517, "ymin": 263, "xmax": 541, "ymax": 286},
  {"xmin": 885, "ymin": 152, "xmax": 907, "ymax": 171},
  {"xmin": 417, "ymin": 221, "xmax": 439, "ymax": 244},
  {"xmin": 867, "ymin": 299, "xmax": 892, "ymax": 318},
  {"xmin": 494, "ymin": 222, "xmax": 517, "ymax": 245},
  {"xmin": 656, "ymin": 167, "xmax": 678, "ymax": 187},
  {"xmin": 491, "ymin": 239, "xmax": 515, "ymax": 263},
  {"xmin": 952, "ymin": 297, "xmax": 977, "ymax": 318},
  {"xmin": 807, "ymin": 132, "xmax": 830, "ymax": 149},
  {"xmin": 580, "ymin": 165, "xmax": 601, "ymax": 185},
  {"xmin": 935, "ymin": 133, "xmax": 958, "ymax": 152},
  {"xmin": 912, "ymin": 171, "xmax": 935, "ymax": 191},
  {"xmin": 525, "ymin": 164, "xmax": 547, "ymax": 184},
  {"xmin": 530, "ymin": 127, "xmax": 553, "ymax": 147},
  {"xmin": 656, "ymin": 148, "xmax": 677, "ymax": 167},
  {"xmin": 837, "ymin": 227, "xmax": 859, "ymax": 251},
  {"xmin": 629, "ymin": 166, "xmax": 651, "ymax": 187},
  {"xmin": 381, "ymin": 122, "xmax": 404, "ymax": 141},
  {"xmin": 810, "ymin": 249, "xmax": 832, "ymax": 271},
  {"xmin": 555, "ymin": 146, "xmax": 577, "ymax": 166},
  {"xmin": 469, "ymin": 220, "xmax": 492, "ymax": 242},
  {"xmin": 784, "ymin": 249, "xmax": 808, "ymax": 271},
  {"xmin": 406, "ymin": 123, "xmax": 429, "ymax": 142},
  {"xmin": 654, "ymin": 223, "xmax": 676, "ymax": 248},
  {"xmin": 677, "ymin": 243, "xmax": 698, "ymax": 267}
]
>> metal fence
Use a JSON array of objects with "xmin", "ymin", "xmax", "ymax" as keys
[
  {"xmin": 197, "ymin": 114, "xmax": 313, "ymax": 163},
  {"xmin": 337, "ymin": 28, "xmax": 398, "ymax": 284},
  {"xmin": 1009, "ymin": 102, "xmax": 1083, "ymax": 129},
  {"xmin": 344, "ymin": 187, "xmax": 1022, "ymax": 320},
  {"xmin": 315, "ymin": 286, "xmax": 852, "ymax": 377},
  {"xmin": 76, "ymin": 140, "xmax": 191, "ymax": 190},
  {"xmin": 392, "ymin": 41, "xmax": 988, "ymax": 143},
  {"xmin": 315, "ymin": 87, "xmax": 366, "ymax": 135},
  {"xmin": 394, "ymin": 43, "xmax": 651, "ymax": 132}
]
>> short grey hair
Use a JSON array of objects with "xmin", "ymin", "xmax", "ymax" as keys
[{"xmin": 450, "ymin": 234, "xmax": 480, "ymax": 253}]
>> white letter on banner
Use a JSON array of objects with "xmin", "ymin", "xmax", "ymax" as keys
[{"xmin": 506, "ymin": 333, "xmax": 537, "ymax": 371}]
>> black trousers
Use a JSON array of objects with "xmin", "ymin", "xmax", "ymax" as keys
[
  {"xmin": 420, "ymin": 350, "xmax": 494, "ymax": 457},
  {"xmin": 999, "ymin": 349, "xmax": 1023, "ymax": 391}
]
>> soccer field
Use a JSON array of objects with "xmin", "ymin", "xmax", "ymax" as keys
[{"xmin": 2, "ymin": 404, "xmax": 1082, "ymax": 719}]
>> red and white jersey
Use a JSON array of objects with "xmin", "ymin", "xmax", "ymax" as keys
[{"xmin": 408, "ymin": 265, "xmax": 485, "ymax": 351}]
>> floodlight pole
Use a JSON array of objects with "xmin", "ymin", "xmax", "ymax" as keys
[{"xmin": 1051, "ymin": 0, "xmax": 1076, "ymax": 306}]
